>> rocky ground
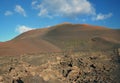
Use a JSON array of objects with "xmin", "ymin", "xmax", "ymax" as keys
[{"xmin": 0, "ymin": 50, "xmax": 120, "ymax": 83}]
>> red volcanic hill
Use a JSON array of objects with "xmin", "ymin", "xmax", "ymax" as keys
[
  {"xmin": 0, "ymin": 23, "xmax": 120, "ymax": 56},
  {"xmin": 0, "ymin": 28, "xmax": 61, "ymax": 56}
]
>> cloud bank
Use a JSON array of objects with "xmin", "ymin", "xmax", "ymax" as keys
[
  {"xmin": 32, "ymin": 0, "xmax": 112, "ymax": 21},
  {"xmin": 32, "ymin": 0, "xmax": 95, "ymax": 17}
]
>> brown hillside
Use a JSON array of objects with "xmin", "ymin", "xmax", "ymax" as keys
[
  {"xmin": 0, "ymin": 23, "xmax": 120, "ymax": 56},
  {"xmin": 44, "ymin": 23, "xmax": 120, "ymax": 51},
  {"xmin": 0, "ymin": 28, "xmax": 61, "ymax": 56}
]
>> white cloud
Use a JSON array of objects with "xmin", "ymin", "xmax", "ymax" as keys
[
  {"xmin": 16, "ymin": 25, "xmax": 35, "ymax": 33},
  {"xmin": 38, "ymin": 9, "xmax": 48, "ymax": 16},
  {"xmin": 93, "ymin": 13, "xmax": 112, "ymax": 21},
  {"xmin": 4, "ymin": 11, "xmax": 13, "ymax": 16},
  {"xmin": 32, "ymin": 0, "xmax": 95, "ymax": 17},
  {"xmin": 32, "ymin": 0, "xmax": 38, "ymax": 6},
  {"xmin": 32, "ymin": 0, "xmax": 113, "ymax": 21},
  {"xmin": 15, "ymin": 5, "xmax": 27, "ymax": 17}
]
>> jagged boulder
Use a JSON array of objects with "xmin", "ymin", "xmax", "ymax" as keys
[{"xmin": 61, "ymin": 68, "xmax": 72, "ymax": 77}]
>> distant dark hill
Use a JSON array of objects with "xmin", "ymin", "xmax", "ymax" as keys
[{"xmin": 0, "ymin": 23, "xmax": 120, "ymax": 55}]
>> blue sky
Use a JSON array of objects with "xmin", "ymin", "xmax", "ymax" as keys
[{"xmin": 0, "ymin": 0, "xmax": 120, "ymax": 42}]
